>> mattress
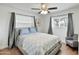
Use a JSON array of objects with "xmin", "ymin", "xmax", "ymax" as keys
[{"xmin": 16, "ymin": 32, "xmax": 61, "ymax": 55}]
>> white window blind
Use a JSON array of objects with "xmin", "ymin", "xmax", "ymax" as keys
[{"xmin": 15, "ymin": 14, "xmax": 34, "ymax": 28}]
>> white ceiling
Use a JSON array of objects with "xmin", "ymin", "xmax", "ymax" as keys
[{"xmin": 0, "ymin": 3, "xmax": 79, "ymax": 14}]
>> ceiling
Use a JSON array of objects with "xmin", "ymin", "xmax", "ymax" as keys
[{"xmin": 0, "ymin": 3, "xmax": 79, "ymax": 14}]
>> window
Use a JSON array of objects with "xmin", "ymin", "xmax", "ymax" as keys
[
  {"xmin": 52, "ymin": 15, "xmax": 68, "ymax": 28},
  {"xmin": 51, "ymin": 15, "xmax": 68, "ymax": 43},
  {"xmin": 15, "ymin": 14, "xmax": 34, "ymax": 28}
]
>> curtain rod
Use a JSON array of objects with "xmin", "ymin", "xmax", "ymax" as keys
[
  {"xmin": 9, "ymin": 12, "xmax": 35, "ymax": 17},
  {"xmin": 15, "ymin": 13, "xmax": 35, "ymax": 17},
  {"xmin": 50, "ymin": 13, "xmax": 74, "ymax": 17}
]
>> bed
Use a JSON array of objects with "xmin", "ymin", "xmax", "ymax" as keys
[
  {"xmin": 15, "ymin": 14, "xmax": 61, "ymax": 55},
  {"xmin": 16, "ymin": 32, "xmax": 61, "ymax": 55}
]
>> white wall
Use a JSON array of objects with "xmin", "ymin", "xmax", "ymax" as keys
[
  {"xmin": 39, "ymin": 6, "xmax": 79, "ymax": 42},
  {"xmin": 0, "ymin": 5, "xmax": 39, "ymax": 49}
]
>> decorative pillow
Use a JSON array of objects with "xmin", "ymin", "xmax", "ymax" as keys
[
  {"xmin": 29, "ymin": 27, "xmax": 37, "ymax": 33},
  {"xmin": 20, "ymin": 28, "xmax": 30, "ymax": 35}
]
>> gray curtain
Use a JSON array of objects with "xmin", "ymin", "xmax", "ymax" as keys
[
  {"xmin": 34, "ymin": 16, "xmax": 37, "ymax": 31},
  {"xmin": 48, "ymin": 17, "xmax": 53, "ymax": 34},
  {"xmin": 8, "ymin": 12, "xmax": 15, "ymax": 48},
  {"xmin": 67, "ymin": 13, "xmax": 74, "ymax": 37}
]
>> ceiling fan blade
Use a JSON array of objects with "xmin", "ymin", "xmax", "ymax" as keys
[
  {"xmin": 31, "ymin": 8, "xmax": 40, "ymax": 10},
  {"xmin": 48, "ymin": 7, "xmax": 57, "ymax": 10}
]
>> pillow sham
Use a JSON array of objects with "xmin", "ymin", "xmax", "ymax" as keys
[
  {"xmin": 29, "ymin": 27, "xmax": 37, "ymax": 33},
  {"xmin": 20, "ymin": 28, "xmax": 30, "ymax": 35}
]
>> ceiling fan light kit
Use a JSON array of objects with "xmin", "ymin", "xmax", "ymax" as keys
[{"xmin": 40, "ymin": 10, "xmax": 48, "ymax": 14}]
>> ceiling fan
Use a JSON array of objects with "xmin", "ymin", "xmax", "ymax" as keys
[{"xmin": 31, "ymin": 3, "xmax": 57, "ymax": 14}]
